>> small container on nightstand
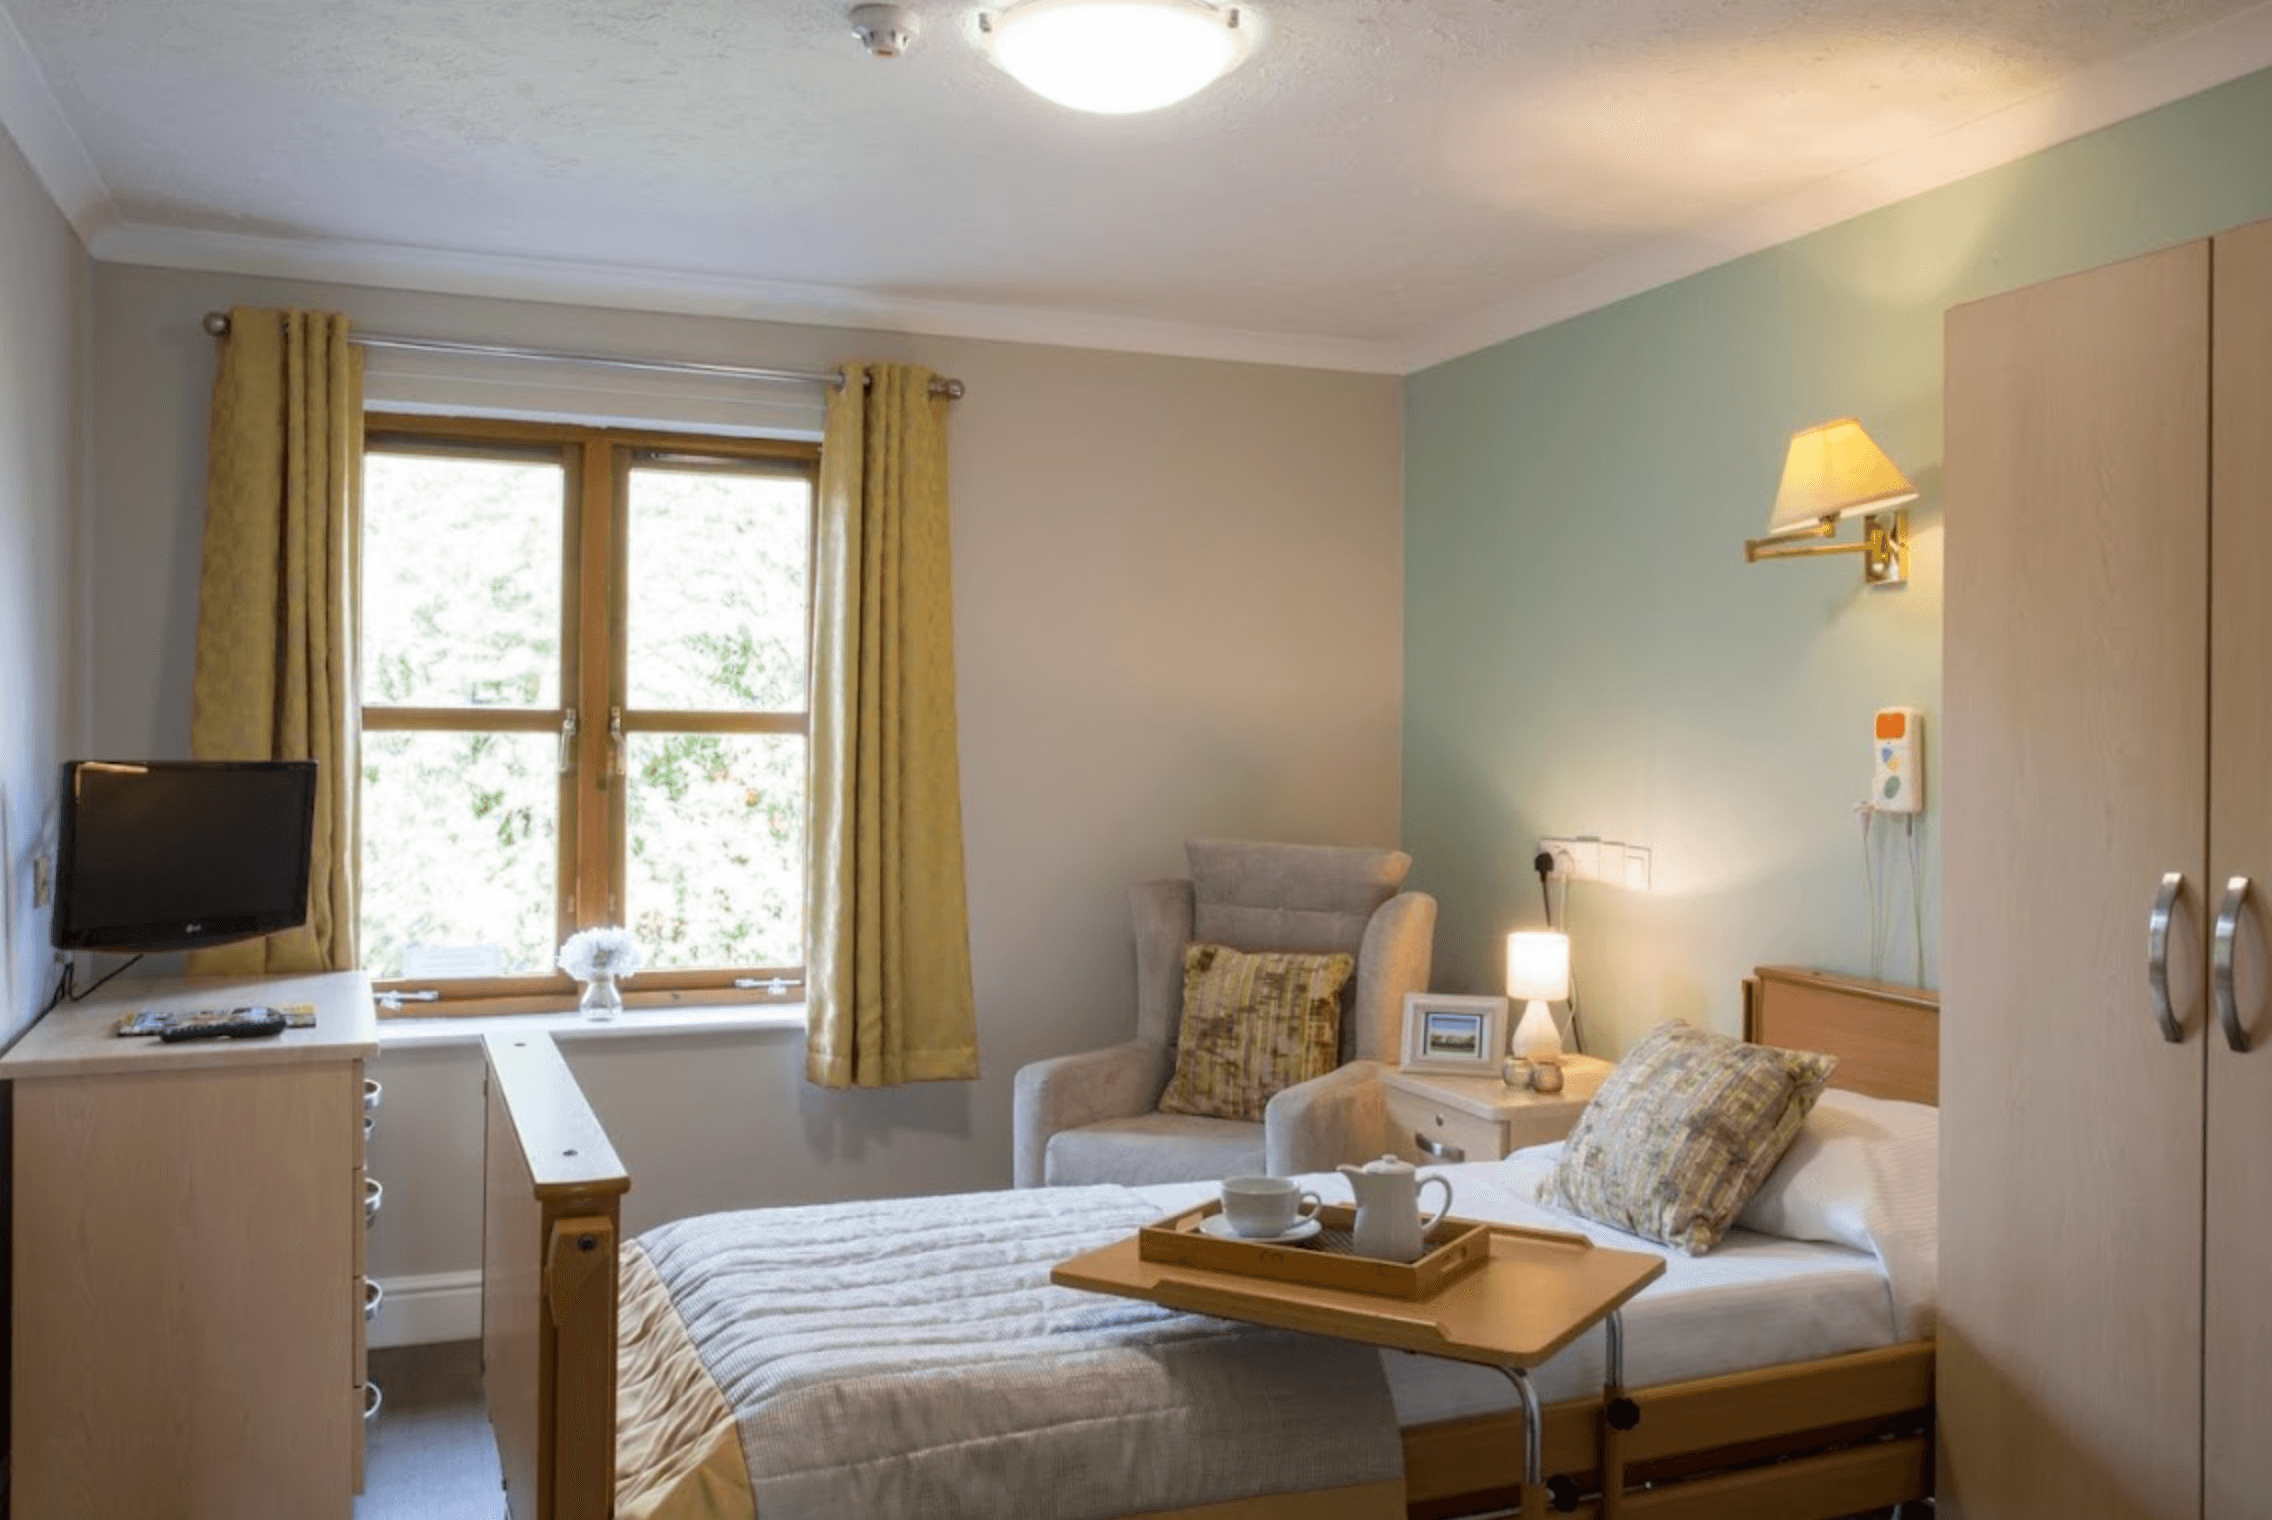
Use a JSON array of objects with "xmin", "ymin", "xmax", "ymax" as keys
[{"xmin": 1382, "ymin": 1054, "xmax": 1613, "ymax": 1164}]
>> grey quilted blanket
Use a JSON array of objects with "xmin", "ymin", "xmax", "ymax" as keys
[{"xmin": 634, "ymin": 1184, "xmax": 1402, "ymax": 1519}]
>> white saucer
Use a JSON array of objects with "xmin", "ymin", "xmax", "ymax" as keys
[{"xmin": 1200, "ymin": 1215, "xmax": 1322, "ymax": 1246}]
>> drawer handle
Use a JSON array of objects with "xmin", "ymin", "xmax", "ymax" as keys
[
  {"xmin": 364, "ymin": 1112, "xmax": 376, "ymax": 1143},
  {"xmin": 363, "ymin": 1078, "xmax": 383, "ymax": 1114},
  {"xmin": 1414, "ymin": 1131, "xmax": 1465, "ymax": 1162},
  {"xmin": 363, "ymin": 1381, "xmax": 383, "ymax": 1422},
  {"xmin": 364, "ymin": 1277, "xmax": 384, "ymax": 1322},
  {"xmin": 364, "ymin": 1176, "xmax": 384, "ymax": 1225}
]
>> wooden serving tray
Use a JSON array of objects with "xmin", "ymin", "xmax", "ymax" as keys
[{"xmin": 1137, "ymin": 1201, "xmax": 1490, "ymax": 1300}]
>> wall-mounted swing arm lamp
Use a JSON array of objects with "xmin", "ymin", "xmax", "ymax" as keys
[{"xmin": 1744, "ymin": 418, "xmax": 1918, "ymax": 588}]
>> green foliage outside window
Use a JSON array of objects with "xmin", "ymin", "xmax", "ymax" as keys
[{"xmin": 359, "ymin": 447, "xmax": 808, "ymax": 983}]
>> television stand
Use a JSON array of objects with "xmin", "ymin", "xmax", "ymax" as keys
[{"xmin": 0, "ymin": 970, "xmax": 378, "ymax": 1517}]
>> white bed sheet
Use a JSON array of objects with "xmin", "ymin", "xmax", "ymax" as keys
[{"xmin": 1134, "ymin": 1151, "xmax": 1901, "ymax": 1428}]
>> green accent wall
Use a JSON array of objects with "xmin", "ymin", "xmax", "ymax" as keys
[{"xmin": 1403, "ymin": 65, "xmax": 2272, "ymax": 1051}]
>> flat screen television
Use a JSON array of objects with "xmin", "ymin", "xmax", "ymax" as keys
[{"xmin": 53, "ymin": 759, "xmax": 318, "ymax": 953}]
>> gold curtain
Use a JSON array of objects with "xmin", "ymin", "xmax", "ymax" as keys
[
  {"xmin": 187, "ymin": 307, "xmax": 362, "ymax": 974},
  {"xmin": 804, "ymin": 363, "xmax": 979, "ymax": 1088}
]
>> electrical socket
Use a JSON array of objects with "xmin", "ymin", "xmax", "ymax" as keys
[
  {"xmin": 1538, "ymin": 837, "xmax": 1602, "ymax": 880},
  {"xmin": 31, "ymin": 854, "xmax": 49, "ymax": 908}
]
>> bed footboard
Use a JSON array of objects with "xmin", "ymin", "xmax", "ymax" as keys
[
  {"xmin": 484, "ymin": 1032, "xmax": 630, "ymax": 1520},
  {"xmin": 1402, "ymin": 1340, "xmax": 1934, "ymax": 1518}
]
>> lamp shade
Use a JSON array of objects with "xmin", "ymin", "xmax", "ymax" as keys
[
  {"xmin": 985, "ymin": 0, "xmax": 1250, "ymax": 115},
  {"xmin": 1506, "ymin": 931, "xmax": 1571, "ymax": 1003},
  {"xmin": 1766, "ymin": 418, "xmax": 1919, "ymax": 537}
]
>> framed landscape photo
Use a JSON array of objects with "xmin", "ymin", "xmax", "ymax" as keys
[{"xmin": 1399, "ymin": 992, "xmax": 1509, "ymax": 1075}]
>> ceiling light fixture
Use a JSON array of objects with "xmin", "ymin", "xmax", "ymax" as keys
[{"xmin": 979, "ymin": 1, "xmax": 1251, "ymax": 115}]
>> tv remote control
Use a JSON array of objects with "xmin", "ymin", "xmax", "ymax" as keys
[{"xmin": 158, "ymin": 1008, "xmax": 290, "ymax": 1043}]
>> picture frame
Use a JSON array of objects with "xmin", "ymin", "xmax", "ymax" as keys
[{"xmin": 1398, "ymin": 992, "xmax": 1509, "ymax": 1075}]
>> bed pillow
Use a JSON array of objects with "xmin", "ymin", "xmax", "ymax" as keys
[
  {"xmin": 1545, "ymin": 1021, "xmax": 1837, "ymax": 1255},
  {"xmin": 1737, "ymin": 1087, "xmax": 1938, "ymax": 1253},
  {"xmin": 1157, "ymin": 944, "xmax": 1353, "ymax": 1122},
  {"xmin": 1735, "ymin": 1086, "xmax": 1940, "ymax": 1340}
]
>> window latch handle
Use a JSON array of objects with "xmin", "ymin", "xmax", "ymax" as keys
[
  {"xmin": 559, "ymin": 709, "xmax": 579, "ymax": 775},
  {"xmin": 609, "ymin": 706, "xmax": 625, "ymax": 777}
]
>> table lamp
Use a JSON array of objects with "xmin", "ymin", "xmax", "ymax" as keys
[{"xmin": 1506, "ymin": 931, "xmax": 1571, "ymax": 1090}]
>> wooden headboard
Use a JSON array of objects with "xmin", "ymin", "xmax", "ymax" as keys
[{"xmin": 1743, "ymin": 965, "xmax": 1939, "ymax": 1105}]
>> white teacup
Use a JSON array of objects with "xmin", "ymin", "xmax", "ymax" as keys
[{"xmin": 1220, "ymin": 1175, "xmax": 1324, "ymax": 1238}]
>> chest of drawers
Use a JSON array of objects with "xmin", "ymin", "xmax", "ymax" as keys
[{"xmin": 2, "ymin": 971, "xmax": 378, "ymax": 1519}]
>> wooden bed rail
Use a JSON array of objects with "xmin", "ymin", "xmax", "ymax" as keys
[{"xmin": 484, "ymin": 1032, "xmax": 629, "ymax": 1520}]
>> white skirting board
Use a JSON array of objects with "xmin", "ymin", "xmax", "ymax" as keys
[{"xmin": 370, "ymin": 1270, "xmax": 482, "ymax": 1348}]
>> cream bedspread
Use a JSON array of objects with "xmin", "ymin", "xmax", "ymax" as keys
[{"xmin": 618, "ymin": 1185, "xmax": 1403, "ymax": 1520}]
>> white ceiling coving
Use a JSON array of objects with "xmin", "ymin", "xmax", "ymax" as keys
[{"xmin": 4, "ymin": 0, "xmax": 2271, "ymax": 372}]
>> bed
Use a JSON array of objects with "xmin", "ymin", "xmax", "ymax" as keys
[{"xmin": 481, "ymin": 965, "xmax": 1939, "ymax": 1519}]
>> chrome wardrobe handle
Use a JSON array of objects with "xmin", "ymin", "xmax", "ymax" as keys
[
  {"xmin": 2214, "ymin": 875, "xmax": 2253, "ymax": 1054},
  {"xmin": 2148, "ymin": 871, "xmax": 2186, "ymax": 1044}
]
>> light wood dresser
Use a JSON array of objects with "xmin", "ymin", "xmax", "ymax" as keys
[
  {"xmin": 1380, "ymin": 1054, "xmax": 1612, "ymax": 1164},
  {"xmin": 1, "ymin": 971, "xmax": 379, "ymax": 1519}
]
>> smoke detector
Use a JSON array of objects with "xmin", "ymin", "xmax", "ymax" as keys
[{"xmin": 850, "ymin": 5, "xmax": 921, "ymax": 57}]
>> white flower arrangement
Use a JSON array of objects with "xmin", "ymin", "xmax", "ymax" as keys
[{"xmin": 558, "ymin": 926, "xmax": 644, "ymax": 982}]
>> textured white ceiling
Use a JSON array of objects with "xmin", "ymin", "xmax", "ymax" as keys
[{"xmin": 5, "ymin": 0, "xmax": 2267, "ymax": 366}]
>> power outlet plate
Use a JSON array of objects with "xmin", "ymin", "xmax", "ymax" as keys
[
  {"xmin": 31, "ymin": 854, "xmax": 50, "ymax": 908},
  {"xmin": 1539, "ymin": 837, "xmax": 1651, "ymax": 890}
]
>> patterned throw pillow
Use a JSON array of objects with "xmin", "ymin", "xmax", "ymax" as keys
[
  {"xmin": 1157, "ymin": 944, "xmax": 1355, "ymax": 1123},
  {"xmin": 1546, "ymin": 1021, "xmax": 1838, "ymax": 1255}
]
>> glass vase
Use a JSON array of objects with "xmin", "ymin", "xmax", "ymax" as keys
[{"xmin": 579, "ymin": 972, "xmax": 623, "ymax": 1021}]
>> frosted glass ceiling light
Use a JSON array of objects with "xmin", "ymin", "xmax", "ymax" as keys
[{"xmin": 982, "ymin": 1, "xmax": 1250, "ymax": 115}]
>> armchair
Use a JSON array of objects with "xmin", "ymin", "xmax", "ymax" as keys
[{"xmin": 1013, "ymin": 839, "xmax": 1437, "ymax": 1187}]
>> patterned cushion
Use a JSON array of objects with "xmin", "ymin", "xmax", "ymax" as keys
[
  {"xmin": 1546, "ymin": 1021, "xmax": 1838, "ymax": 1255},
  {"xmin": 1157, "ymin": 944, "xmax": 1355, "ymax": 1123}
]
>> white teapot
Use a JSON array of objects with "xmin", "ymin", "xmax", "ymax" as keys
[{"xmin": 1337, "ymin": 1154, "xmax": 1453, "ymax": 1263}]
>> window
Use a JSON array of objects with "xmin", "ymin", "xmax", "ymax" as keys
[{"xmin": 358, "ymin": 416, "xmax": 816, "ymax": 1011}]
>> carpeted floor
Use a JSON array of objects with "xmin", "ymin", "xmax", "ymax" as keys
[{"xmin": 356, "ymin": 1341, "xmax": 505, "ymax": 1520}]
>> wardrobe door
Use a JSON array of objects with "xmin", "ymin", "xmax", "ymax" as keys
[
  {"xmin": 2206, "ymin": 215, "xmax": 2272, "ymax": 1520},
  {"xmin": 1942, "ymin": 241, "xmax": 2209, "ymax": 1520}
]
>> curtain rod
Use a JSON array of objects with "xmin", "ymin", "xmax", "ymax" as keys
[{"xmin": 198, "ymin": 312, "xmax": 966, "ymax": 399}]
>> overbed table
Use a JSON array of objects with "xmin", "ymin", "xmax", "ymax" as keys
[{"xmin": 1054, "ymin": 1214, "xmax": 1666, "ymax": 1517}]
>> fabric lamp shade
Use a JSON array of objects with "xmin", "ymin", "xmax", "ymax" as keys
[
  {"xmin": 1506, "ymin": 932, "xmax": 1571, "ymax": 1003},
  {"xmin": 1766, "ymin": 418, "xmax": 1919, "ymax": 537}
]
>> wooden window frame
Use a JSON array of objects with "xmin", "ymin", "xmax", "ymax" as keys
[{"xmin": 362, "ymin": 413, "xmax": 818, "ymax": 1016}]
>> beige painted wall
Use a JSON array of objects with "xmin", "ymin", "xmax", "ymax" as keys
[
  {"xmin": 87, "ymin": 264, "xmax": 1404, "ymax": 1292},
  {"xmin": 0, "ymin": 127, "xmax": 86, "ymax": 1042}
]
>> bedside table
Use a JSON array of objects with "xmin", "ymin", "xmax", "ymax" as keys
[{"xmin": 1381, "ymin": 1054, "xmax": 1613, "ymax": 1164}]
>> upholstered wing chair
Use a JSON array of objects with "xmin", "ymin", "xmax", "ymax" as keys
[{"xmin": 1012, "ymin": 839, "xmax": 1437, "ymax": 1187}]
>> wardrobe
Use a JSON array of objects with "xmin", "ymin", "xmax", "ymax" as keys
[{"xmin": 1942, "ymin": 217, "xmax": 2272, "ymax": 1518}]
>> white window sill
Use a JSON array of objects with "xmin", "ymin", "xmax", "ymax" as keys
[{"xmin": 376, "ymin": 1003, "xmax": 807, "ymax": 1049}]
